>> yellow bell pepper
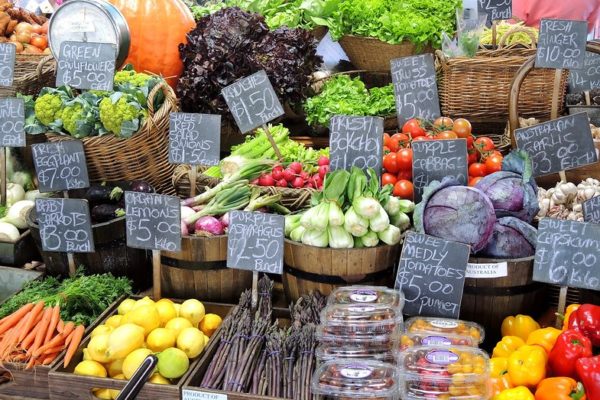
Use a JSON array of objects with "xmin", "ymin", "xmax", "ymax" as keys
[
  {"xmin": 502, "ymin": 315, "xmax": 540, "ymax": 341},
  {"xmin": 507, "ymin": 345, "xmax": 547, "ymax": 387},
  {"xmin": 490, "ymin": 357, "xmax": 514, "ymax": 397},
  {"xmin": 526, "ymin": 327, "xmax": 562, "ymax": 353},
  {"xmin": 494, "ymin": 386, "xmax": 535, "ymax": 400},
  {"xmin": 562, "ymin": 304, "xmax": 581, "ymax": 330},
  {"xmin": 493, "ymin": 336, "xmax": 526, "ymax": 358}
]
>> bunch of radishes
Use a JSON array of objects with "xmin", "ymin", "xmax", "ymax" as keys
[{"xmin": 252, "ymin": 156, "xmax": 330, "ymax": 189}]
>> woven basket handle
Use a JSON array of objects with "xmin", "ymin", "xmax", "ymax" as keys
[
  {"xmin": 147, "ymin": 80, "xmax": 177, "ymax": 119},
  {"xmin": 35, "ymin": 55, "xmax": 55, "ymax": 79},
  {"xmin": 435, "ymin": 50, "xmax": 449, "ymax": 71},
  {"xmin": 508, "ymin": 41, "xmax": 600, "ymax": 145},
  {"xmin": 498, "ymin": 25, "xmax": 538, "ymax": 49}
]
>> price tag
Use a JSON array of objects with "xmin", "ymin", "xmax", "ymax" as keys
[
  {"xmin": 221, "ymin": 70, "xmax": 284, "ymax": 134},
  {"xmin": 0, "ymin": 98, "xmax": 25, "ymax": 148},
  {"xmin": 478, "ymin": 0, "xmax": 512, "ymax": 26},
  {"xmin": 412, "ymin": 139, "xmax": 468, "ymax": 202},
  {"xmin": 391, "ymin": 54, "xmax": 441, "ymax": 125},
  {"xmin": 569, "ymin": 52, "xmax": 600, "ymax": 92},
  {"xmin": 395, "ymin": 232, "xmax": 470, "ymax": 318},
  {"xmin": 56, "ymin": 41, "xmax": 116, "ymax": 91},
  {"xmin": 169, "ymin": 113, "xmax": 221, "ymax": 166},
  {"xmin": 583, "ymin": 196, "xmax": 600, "ymax": 224},
  {"xmin": 533, "ymin": 218, "xmax": 600, "ymax": 291},
  {"xmin": 35, "ymin": 198, "xmax": 94, "ymax": 253},
  {"xmin": 124, "ymin": 192, "xmax": 181, "ymax": 252},
  {"xmin": 329, "ymin": 115, "xmax": 383, "ymax": 176},
  {"xmin": 0, "ymin": 43, "xmax": 16, "ymax": 87},
  {"xmin": 535, "ymin": 19, "xmax": 587, "ymax": 70},
  {"xmin": 227, "ymin": 211, "xmax": 284, "ymax": 274},
  {"xmin": 514, "ymin": 113, "xmax": 597, "ymax": 177},
  {"xmin": 182, "ymin": 389, "xmax": 228, "ymax": 400},
  {"xmin": 32, "ymin": 140, "xmax": 90, "ymax": 192}
]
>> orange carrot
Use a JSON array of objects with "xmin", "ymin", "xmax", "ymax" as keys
[
  {"xmin": 1, "ymin": 317, "xmax": 28, "ymax": 358},
  {"xmin": 0, "ymin": 303, "xmax": 34, "ymax": 335},
  {"xmin": 63, "ymin": 324, "xmax": 85, "ymax": 368},
  {"xmin": 45, "ymin": 306, "xmax": 60, "ymax": 344},
  {"xmin": 33, "ymin": 323, "xmax": 74, "ymax": 359},
  {"xmin": 18, "ymin": 301, "xmax": 44, "ymax": 343},
  {"xmin": 29, "ymin": 307, "xmax": 53, "ymax": 356},
  {"xmin": 20, "ymin": 323, "xmax": 40, "ymax": 350},
  {"xmin": 42, "ymin": 352, "xmax": 59, "ymax": 365},
  {"xmin": 57, "ymin": 319, "xmax": 64, "ymax": 333},
  {"xmin": 40, "ymin": 345, "xmax": 64, "ymax": 356}
]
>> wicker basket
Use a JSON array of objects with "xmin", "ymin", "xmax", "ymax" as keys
[
  {"xmin": 47, "ymin": 82, "xmax": 177, "ymax": 194},
  {"xmin": 311, "ymin": 26, "xmax": 329, "ymax": 42},
  {"xmin": 0, "ymin": 54, "xmax": 55, "ymax": 98},
  {"xmin": 339, "ymin": 35, "xmax": 433, "ymax": 72},
  {"xmin": 172, "ymin": 165, "xmax": 314, "ymax": 211},
  {"xmin": 436, "ymin": 26, "xmax": 568, "ymax": 122}
]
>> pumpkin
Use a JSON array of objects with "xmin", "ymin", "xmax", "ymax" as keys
[{"xmin": 108, "ymin": 0, "xmax": 195, "ymax": 89}]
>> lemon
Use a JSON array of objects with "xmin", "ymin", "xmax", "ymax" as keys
[
  {"xmin": 149, "ymin": 373, "xmax": 171, "ymax": 385},
  {"xmin": 203, "ymin": 334, "xmax": 209, "ymax": 347},
  {"xmin": 109, "ymin": 374, "xmax": 125, "ymax": 399},
  {"xmin": 199, "ymin": 314, "xmax": 222, "ymax": 337},
  {"xmin": 179, "ymin": 299, "xmax": 205, "ymax": 326},
  {"xmin": 118, "ymin": 299, "xmax": 137, "ymax": 316},
  {"xmin": 124, "ymin": 305, "xmax": 161, "ymax": 336},
  {"xmin": 108, "ymin": 358, "xmax": 124, "ymax": 377},
  {"xmin": 105, "ymin": 315, "xmax": 123, "ymax": 328},
  {"xmin": 147, "ymin": 328, "xmax": 176, "ymax": 353},
  {"xmin": 155, "ymin": 299, "xmax": 177, "ymax": 326},
  {"xmin": 177, "ymin": 327, "xmax": 205, "ymax": 359},
  {"xmin": 122, "ymin": 348, "xmax": 153, "ymax": 379},
  {"xmin": 87, "ymin": 334, "xmax": 111, "ymax": 363},
  {"xmin": 82, "ymin": 348, "xmax": 92, "ymax": 361},
  {"xmin": 91, "ymin": 325, "xmax": 113, "ymax": 338},
  {"xmin": 133, "ymin": 296, "xmax": 155, "ymax": 309},
  {"xmin": 174, "ymin": 303, "xmax": 181, "ymax": 317},
  {"xmin": 74, "ymin": 360, "xmax": 107, "ymax": 377},
  {"xmin": 157, "ymin": 348, "xmax": 189, "ymax": 379},
  {"xmin": 106, "ymin": 324, "xmax": 145, "ymax": 361},
  {"xmin": 165, "ymin": 317, "xmax": 193, "ymax": 337},
  {"xmin": 93, "ymin": 388, "xmax": 112, "ymax": 399}
]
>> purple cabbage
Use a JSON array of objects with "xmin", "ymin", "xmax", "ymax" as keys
[
  {"xmin": 480, "ymin": 217, "xmax": 537, "ymax": 258},
  {"xmin": 414, "ymin": 177, "xmax": 496, "ymax": 253}
]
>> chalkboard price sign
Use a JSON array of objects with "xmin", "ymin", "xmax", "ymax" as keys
[
  {"xmin": 169, "ymin": 113, "xmax": 221, "ymax": 166},
  {"xmin": 569, "ymin": 52, "xmax": 600, "ymax": 93},
  {"xmin": 535, "ymin": 19, "xmax": 587, "ymax": 70},
  {"xmin": 533, "ymin": 218, "xmax": 600, "ymax": 291},
  {"xmin": 32, "ymin": 140, "xmax": 90, "ymax": 192},
  {"xmin": 395, "ymin": 231, "xmax": 470, "ymax": 318},
  {"xmin": 329, "ymin": 115, "xmax": 383, "ymax": 176},
  {"xmin": 56, "ymin": 41, "xmax": 116, "ymax": 91},
  {"xmin": 514, "ymin": 112, "xmax": 597, "ymax": 177},
  {"xmin": 478, "ymin": 0, "xmax": 512, "ymax": 26},
  {"xmin": 412, "ymin": 139, "xmax": 468, "ymax": 202},
  {"xmin": 227, "ymin": 211, "xmax": 285, "ymax": 274},
  {"xmin": 125, "ymin": 192, "xmax": 181, "ymax": 252},
  {"xmin": 0, "ymin": 98, "xmax": 25, "ymax": 148},
  {"xmin": 221, "ymin": 70, "xmax": 285, "ymax": 134},
  {"xmin": 35, "ymin": 198, "xmax": 94, "ymax": 253},
  {"xmin": 583, "ymin": 196, "xmax": 600, "ymax": 224},
  {"xmin": 391, "ymin": 54, "xmax": 441, "ymax": 125},
  {"xmin": 0, "ymin": 43, "xmax": 16, "ymax": 87}
]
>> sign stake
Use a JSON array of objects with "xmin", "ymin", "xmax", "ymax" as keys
[
  {"xmin": 63, "ymin": 190, "xmax": 77, "ymax": 276},
  {"xmin": 0, "ymin": 147, "xmax": 6, "ymax": 206},
  {"xmin": 189, "ymin": 166, "xmax": 197, "ymax": 198},
  {"xmin": 556, "ymin": 285, "xmax": 569, "ymax": 328},
  {"xmin": 153, "ymin": 250, "xmax": 161, "ymax": 300},
  {"xmin": 261, "ymin": 124, "xmax": 283, "ymax": 162},
  {"xmin": 252, "ymin": 271, "xmax": 259, "ymax": 310}
]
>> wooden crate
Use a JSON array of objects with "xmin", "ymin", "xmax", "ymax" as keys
[
  {"xmin": 48, "ymin": 301, "xmax": 234, "ymax": 400},
  {"xmin": 0, "ymin": 296, "xmax": 124, "ymax": 399}
]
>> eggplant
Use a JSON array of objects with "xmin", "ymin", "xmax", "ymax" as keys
[
  {"xmin": 85, "ymin": 184, "xmax": 123, "ymax": 205},
  {"xmin": 130, "ymin": 180, "xmax": 154, "ymax": 193},
  {"xmin": 91, "ymin": 204, "xmax": 125, "ymax": 223}
]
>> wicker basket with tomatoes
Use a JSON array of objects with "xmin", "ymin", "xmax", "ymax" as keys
[{"xmin": 382, "ymin": 117, "xmax": 503, "ymax": 201}]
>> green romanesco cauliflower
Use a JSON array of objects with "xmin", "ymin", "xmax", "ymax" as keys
[
  {"xmin": 99, "ymin": 93, "xmax": 144, "ymax": 138},
  {"xmin": 61, "ymin": 96, "xmax": 100, "ymax": 138},
  {"xmin": 61, "ymin": 102, "xmax": 84, "ymax": 135},
  {"xmin": 114, "ymin": 69, "xmax": 153, "ymax": 88},
  {"xmin": 34, "ymin": 87, "xmax": 73, "ymax": 126}
]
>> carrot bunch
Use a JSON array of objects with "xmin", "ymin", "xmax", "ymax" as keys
[{"xmin": 0, "ymin": 301, "xmax": 85, "ymax": 369}]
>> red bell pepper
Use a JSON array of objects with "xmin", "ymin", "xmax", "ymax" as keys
[
  {"xmin": 576, "ymin": 356, "xmax": 600, "ymax": 400},
  {"xmin": 549, "ymin": 330, "xmax": 593, "ymax": 380},
  {"xmin": 569, "ymin": 304, "xmax": 600, "ymax": 347}
]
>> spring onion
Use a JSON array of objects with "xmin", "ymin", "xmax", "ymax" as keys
[{"xmin": 378, "ymin": 224, "xmax": 401, "ymax": 245}]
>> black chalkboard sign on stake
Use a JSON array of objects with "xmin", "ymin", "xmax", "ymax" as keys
[
  {"xmin": 221, "ymin": 70, "xmax": 285, "ymax": 163},
  {"xmin": 62, "ymin": 191, "xmax": 78, "ymax": 276},
  {"xmin": 0, "ymin": 98, "xmax": 25, "ymax": 206}
]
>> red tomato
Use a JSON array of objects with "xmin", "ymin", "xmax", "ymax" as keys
[
  {"xmin": 474, "ymin": 137, "xmax": 495, "ymax": 152},
  {"xmin": 433, "ymin": 117, "xmax": 453, "ymax": 131},
  {"xmin": 412, "ymin": 136, "xmax": 430, "ymax": 142},
  {"xmin": 30, "ymin": 34, "xmax": 47, "ymax": 50},
  {"xmin": 383, "ymin": 153, "xmax": 399, "ymax": 173},
  {"xmin": 388, "ymin": 137, "xmax": 400, "ymax": 152},
  {"xmin": 468, "ymin": 163, "xmax": 487, "ymax": 177},
  {"xmin": 402, "ymin": 119, "xmax": 426, "ymax": 138},
  {"xmin": 466, "ymin": 135, "xmax": 474, "ymax": 149},
  {"xmin": 468, "ymin": 149, "xmax": 479, "ymax": 165},
  {"xmin": 484, "ymin": 154, "xmax": 503, "ymax": 174},
  {"xmin": 452, "ymin": 118, "xmax": 472, "ymax": 138},
  {"xmin": 469, "ymin": 176, "xmax": 483, "ymax": 187},
  {"xmin": 382, "ymin": 173, "xmax": 398, "ymax": 187},
  {"xmin": 383, "ymin": 133, "xmax": 391, "ymax": 148},
  {"xmin": 397, "ymin": 170, "xmax": 412, "ymax": 180},
  {"xmin": 383, "ymin": 145, "xmax": 391, "ymax": 154},
  {"xmin": 393, "ymin": 180, "xmax": 414, "ymax": 200},
  {"xmin": 437, "ymin": 130, "xmax": 458, "ymax": 140},
  {"xmin": 391, "ymin": 133, "xmax": 411, "ymax": 148},
  {"xmin": 484, "ymin": 150, "xmax": 503, "ymax": 160},
  {"xmin": 397, "ymin": 148, "xmax": 413, "ymax": 171}
]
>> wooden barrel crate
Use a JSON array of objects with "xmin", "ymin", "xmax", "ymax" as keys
[
  {"xmin": 460, "ymin": 256, "xmax": 547, "ymax": 350},
  {"xmin": 160, "ymin": 235, "xmax": 253, "ymax": 303},
  {"xmin": 283, "ymin": 239, "xmax": 401, "ymax": 302}
]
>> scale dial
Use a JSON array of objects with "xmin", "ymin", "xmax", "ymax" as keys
[{"xmin": 48, "ymin": 0, "xmax": 130, "ymax": 68}]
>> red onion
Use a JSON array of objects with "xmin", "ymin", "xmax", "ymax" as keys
[{"xmin": 195, "ymin": 216, "xmax": 225, "ymax": 235}]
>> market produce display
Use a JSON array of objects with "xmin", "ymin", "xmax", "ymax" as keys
[
  {"xmin": 537, "ymin": 178, "xmax": 600, "ymax": 221},
  {"xmin": 0, "ymin": 1, "xmax": 48, "ymax": 54},
  {"xmin": 285, "ymin": 167, "xmax": 414, "ymax": 248}
]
